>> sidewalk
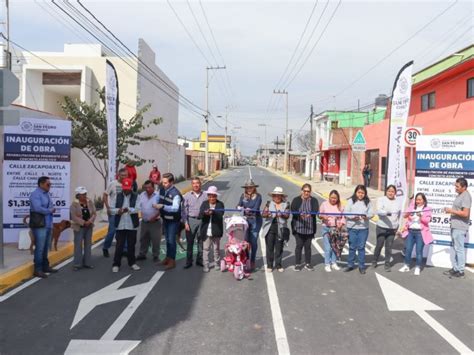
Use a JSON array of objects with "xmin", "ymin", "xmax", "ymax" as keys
[
  {"xmin": 0, "ymin": 172, "xmax": 221, "ymax": 295},
  {"xmin": 267, "ymin": 167, "xmax": 385, "ymax": 203}
]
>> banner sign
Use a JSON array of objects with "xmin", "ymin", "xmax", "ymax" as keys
[
  {"xmin": 2, "ymin": 118, "xmax": 71, "ymax": 243},
  {"xmin": 415, "ymin": 135, "xmax": 474, "ymax": 267},
  {"xmin": 105, "ymin": 60, "xmax": 119, "ymax": 184},
  {"xmin": 386, "ymin": 61, "xmax": 413, "ymax": 210}
]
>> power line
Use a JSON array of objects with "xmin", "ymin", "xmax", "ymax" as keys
[
  {"xmin": 51, "ymin": 1, "xmax": 205, "ymax": 118},
  {"xmin": 283, "ymin": 0, "xmax": 342, "ymax": 89},
  {"xmin": 198, "ymin": 0, "xmax": 235, "ymax": 100},
  {"xmin": 334, "ymin": 0, "xmax": 459, "ymax": 97},
  {"xmin": 273, "ymin": 0, "xmax": 319, "ymax": 91},
  {"xmin": 75, "ymin": 0, "xmax": 206, "ymax": 115}
]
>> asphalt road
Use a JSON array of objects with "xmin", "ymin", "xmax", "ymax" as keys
[{"xmin": 0, "ymin": 167, "xmax": 473, "ymax": 355}]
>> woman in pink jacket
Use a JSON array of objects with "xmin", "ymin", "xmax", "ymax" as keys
[{"xmin": 399, "ymin": 192, "xmax": 433, "ymax": 275}]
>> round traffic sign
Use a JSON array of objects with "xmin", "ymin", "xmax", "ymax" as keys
[{"xmin": 404, "ymin": 127, "xmax": 421, "ymax": 147}]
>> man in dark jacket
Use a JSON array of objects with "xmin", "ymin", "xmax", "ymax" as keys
[
  {"xmin": 199, "ymin": 186, "xmax": 225, "ymax": 273},
  {"xmin": 291, "ymin": 183, "xmax": 319, "ymax": 271},
  {"xmin": 155, "ymin": 173, "xmax": 182, "ymax": 270},
  {"xmin": 111, "ymin": 178, "xmax": 141, "ymax": 272}
]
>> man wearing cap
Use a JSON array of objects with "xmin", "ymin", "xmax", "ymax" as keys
[
  {"xmin": 29, "ymin": 176, "xmax": 57, "ymax": 278},
  {"xmin": 237, "ymin": 179, "xmax": 263, "ymax": 270},
  {"xmin": 136, "ymin": 180, "xmax": 162, "ymax": 262},
  {"xmin": 70, "ymin": 186, "xmax": 96, "ymax": 271},
  {"xmin": 149, "ymin": 164, "xmax": 161, "ymax": 189},
  {"xmin": 110, "ymin": 178, "xmax": 141, "ymax": 272},
  {"xmin": 103, "ymin": 168, "xmax": 128, "ymax": 258},
  {"xmin": 155, "ymin": 173, "xmax": 183, "ymax": 270},
  {"xmin": 182, "ymin": 177, "xmax": 206, "ymax": 269}
]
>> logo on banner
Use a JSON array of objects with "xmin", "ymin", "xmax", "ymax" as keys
[
  {"xmin": 20, "ymin": 121, "xmax": 33, "ymax": 132},
  {"xmin": 399, "ymin": 77, "xmax": 409, "ymax": 94},
  {"xmin": 430, "ymin": 138, "xmax": 441, "ymax": 149}
]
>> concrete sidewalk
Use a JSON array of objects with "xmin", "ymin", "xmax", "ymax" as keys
[
  {"xmin": 266, "ymin": 167, "xmax": 385, "ymax": 202},
  {"xmin": 0, "ymin": 172, "xmax": 221, "ymax": 295}
]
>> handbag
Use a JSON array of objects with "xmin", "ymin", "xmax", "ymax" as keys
[
  {"xmin": 278, "ymin": 226, "xmax": 290, "ymax": 242},
  {"xmin": 29, "ymin": 211, "xmax": 45, "ymax": 228}
]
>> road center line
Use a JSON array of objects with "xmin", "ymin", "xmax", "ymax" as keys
[{"xmin": 259, "ymin": 230, "xmax": 290, "ymax": 355}]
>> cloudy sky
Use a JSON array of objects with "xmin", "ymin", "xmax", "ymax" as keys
[{"xmin": 8, "ymin": 0, "xmax": 474, "ymax": 154}]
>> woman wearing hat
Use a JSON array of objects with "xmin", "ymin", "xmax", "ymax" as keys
[
  {"xmin": 237, "ymin": 179, "xmax": 263, "ymax": 270},
  {"xmin": 199, "ymin": 186, "xmax": 225, "ymax": 273},
  {"xmin": 262, "ymin": 187, "xmax": 290, "ymax": 272},
  {"xmin": 70, "ymin": 186, "xmax": 96, "ymax": 271}
]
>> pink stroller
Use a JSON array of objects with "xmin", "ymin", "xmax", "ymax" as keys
[{"xmin": 221, "ymin": 215, "xmax": 251, "ymax": 280}]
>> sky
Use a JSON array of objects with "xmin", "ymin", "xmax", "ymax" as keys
[{"xmin": 6, "ymin": 0, "xmax": 474, "ymax": 155}]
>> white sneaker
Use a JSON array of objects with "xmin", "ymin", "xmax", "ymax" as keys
[
  {"xmin": 324, "ymin": 265, "xmax": 332, "ymax": 272},
  {"xmin": 414, "ymin": 267, "xmax": 421, "ymax": 276},
  {"xmin": 130, "ymin": 264, "xmax": 141, "ymax": 271},
  {"xmin": 331, "ymin": 263, "xmax": 340, "ymax": 271},
  {"xmin": 399, "ymin": 265, "xmax": 410, "ymax": 273},
  {"xmin": 112, "ymin": 266, "xmax": 119, "ymax": 273}
]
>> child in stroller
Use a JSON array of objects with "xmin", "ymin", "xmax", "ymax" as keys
[{"xmin": 221, "ymin": 215, "xmax": 252, "ymax": 280}]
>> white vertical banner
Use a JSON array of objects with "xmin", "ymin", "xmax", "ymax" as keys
[
  {"xmin": 415, "ymin": 135, "xmax": 474, "ymax": 267},
  {"xmin": 105, "ymin": 60, "xmax": 119, "ymax": 184},
  {"xmin": 386, "ymin": 61, "xmax": 414, "ymax": 208}
]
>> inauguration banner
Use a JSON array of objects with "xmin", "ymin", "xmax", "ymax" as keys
[
  {"xmin": 2, "ymin": 118, "xmax": 71, "ymax": 243},
  {"xmin": 386, "ymin": 61, "xmax": 413, "ymax": 211},
  {"xmin": 105, "ymin": 60, "xmax": 119, "ymax": 184},
  {"xmin": 415, "ymin": 135, "xmax": 474, "ymax": 267}
]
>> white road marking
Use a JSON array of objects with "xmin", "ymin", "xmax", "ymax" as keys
[
  {"xmin": 66, "ymin": 270, "xmax": 164, "ymax": 354},
  {"xmin": 0, "ymin": 239, "xmax": 105, "ymax": 303},
  {"xmin": 64, "ymin": 340, "xmax": 140, "ymax": 355},
  {"xmin": 259, "ymin": 230, "xmax": 290, "ymax": 355},
  {"xmin": 465, "ymin": 266, "xmax": 474, "ymax": 274},
  {"xmin": 376, "ymin": 273, "xmax": 473, "ymax": 354},
  {"xmin": 248, "ymin": 166, "xmax": 253, "ymax": 179}
]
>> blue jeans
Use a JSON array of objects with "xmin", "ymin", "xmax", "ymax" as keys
[
  {"xmin": 246, "ymin": 218, "xmax": 262, "ymax": 263},
  {"xmin": 103, "ymin": 215, "xmax": 116, "ymax": 250},
  {"xmin": 164, "ymin": 220, "xmax": 179, "ymax": 260},
  {"xmin": 452, "ymin": 228, "xmax": 467, "ymax": 272},
  {"xmin": 322, "ymin": 226, "xmax": 336, "ymax": 265},
  {"xmin": 33, "ymin": 227, "xmax": 52, "ymax": 272},
  {"xmin": 347, "ymin": 228, "xmax": 369, "ymax": 269},
  {"xmin": 404, "ymin": 230, "xmax": 424, "ymax": 267}
]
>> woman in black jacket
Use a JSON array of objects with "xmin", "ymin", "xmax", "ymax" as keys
[
  {"xmin": 199, "ymin": 186, "xmax": 225, "ymax": 273},
  {"xmin": 291, "ymin": 183, "xmax": 319, "ymax": 271}
]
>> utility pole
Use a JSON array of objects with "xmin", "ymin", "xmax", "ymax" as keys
[
  {"xmin": 224, "ymin": 106, "xmax": 229, "ymax": 168},
  {"xmin": 273, "ymin": 90, "xmax": 288, "ymax": 173},
  {"xmin": 258, "ymin": 123, "xmax": 267, "ymax": 167},
  {"xmin": 205, "ymin": 65, "xmax": 226, "ymax": 176},
  {"xmin": 310, "ymin": 104, "xmax": 314, "ymax": 179}
]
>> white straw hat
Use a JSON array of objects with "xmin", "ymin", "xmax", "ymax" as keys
[
  {"xmin": 204, "ymin": 185, "xmax": 220, "ymax": 196},
  {"xmin": 268, "ymin": 186, "xmax": 287, "ymax": 197},
  {"xmin": 75, "ymin": 186, "xmax": 88, "ymax": 194}
]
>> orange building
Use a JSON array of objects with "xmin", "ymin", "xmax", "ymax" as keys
[{"xmin": 363, "ymin": 45, "xmax": 474, "ymax": 190}]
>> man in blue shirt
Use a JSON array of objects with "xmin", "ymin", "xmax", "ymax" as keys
[{"xmin": 29, "ymin": 176, "xmax": 58, "ymax": 278}]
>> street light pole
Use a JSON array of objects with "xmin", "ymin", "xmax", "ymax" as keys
[
  {"xmin": 273, "ymin": 90, "xmax": 288, "ymax": 173},
  {"xmin": 205, "ymin": 65, "xmax": 225, "ymax": 176},
  {"xmin": 258, "ymin": 123, "xmax": 267, "ymax": 167}
]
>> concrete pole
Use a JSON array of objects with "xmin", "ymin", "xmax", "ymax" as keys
[
  {"xmin": 284, "ymin": 92, "xmax": 288, "ymax": 173},
  {"xmin": 205, "ymin": 68, "xmax": 209, "ymax": 176}
]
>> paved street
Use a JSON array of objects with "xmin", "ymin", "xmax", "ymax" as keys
[{"xmin": 0, "ymin": 167, "xmax": 473, "ymax": 355}]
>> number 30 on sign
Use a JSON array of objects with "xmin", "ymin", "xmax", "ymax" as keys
[{"xmin": 404, "ymin": 127, "xmax": 423, "ymax": 147}]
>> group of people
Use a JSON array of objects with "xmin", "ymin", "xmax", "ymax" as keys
[{"xmin": 28, "ymin": 166, "xmax": 471, "ymax": 280}]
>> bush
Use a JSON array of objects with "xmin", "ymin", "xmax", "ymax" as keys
[{"xmin": 175, "ymin": 174, "xmax": 185, "ymax": 183}]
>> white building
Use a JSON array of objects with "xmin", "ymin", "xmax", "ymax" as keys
[{"xmin": 13, "ymin": 39, "xmax": 184, "ymax": 198}]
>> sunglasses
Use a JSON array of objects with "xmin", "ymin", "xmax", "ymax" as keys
[{"xmin": 302, "ymin": 190, "xmax": 311, "ymax": 193}]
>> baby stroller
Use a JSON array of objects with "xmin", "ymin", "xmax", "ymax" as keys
[{"xmin": 221, "ymin": 215, "xmax": 251, "ymax": 280}]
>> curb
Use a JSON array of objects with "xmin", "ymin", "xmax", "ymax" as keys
[
  {"xmin": 0, "ymin": 226, "xmax": 107, "ymax": 295},
  {"xmin": 0, "ymin": 170, "xmax": 223, "ymax": 296}
]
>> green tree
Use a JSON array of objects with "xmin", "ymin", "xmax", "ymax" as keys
[{"xmin": 61, "ymin": 88, "xmax": 162, "ymax": 188}]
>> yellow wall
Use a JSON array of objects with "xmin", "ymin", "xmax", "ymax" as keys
[{"xmin": 193, "ymin": 131, "xmax": 228, "ymax": 154}]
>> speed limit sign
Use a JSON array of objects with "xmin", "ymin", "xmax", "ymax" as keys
[{"xmin": 404, "ymin": 127, "xmax": 423, "ymax": 147}]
